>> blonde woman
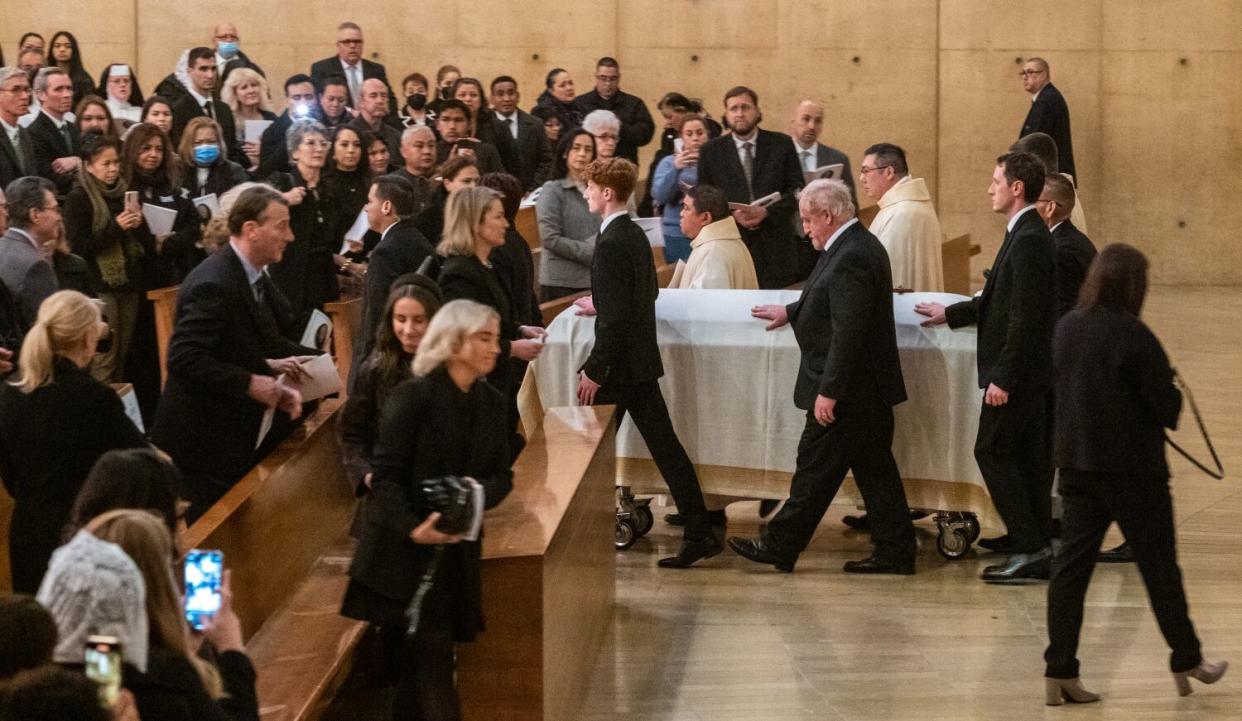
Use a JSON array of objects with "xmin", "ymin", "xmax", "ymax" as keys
[
  {"xmin": 0, "ymin": 290, "xmax": 148, "ymax": 593},
  {"xmin": 85, "ymin": 509, "xmax": 259, "ymax": 721},
  {"xmin": 220, "ymin": 67, "xmax": 275, "ymax": 170},
  {"xmin": 342, "ymin": 299, "xmax": 513, "ymax": 721}
]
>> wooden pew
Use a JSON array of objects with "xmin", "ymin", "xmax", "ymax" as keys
[
  {"xmin": 147, "ymin": 285, "xmax": 180, "ymax": 387},
  {"xmin": 941, "ymin": 233, "xmax": 981, "ymax": 295},
  {"xmin": 457, "ymin": 405, "xmax": 617, "ymax": 721},
  {"xmin": 516, "ymin": 206, "xmax": 540, "ymax": 249},
  {"xmin": 539, "ymin": 291, "xmax": 589, "ymax": 326},
  {"xmin": 323, "ymin": 297, "xmax": 362, "ymax": 395},
  {"xmin": 530, "ymin": 247, "xmax": 541, "ymax": 291},
  {"xmin": 858, "ymin": 203, "xmax": 880, "ymax": 228},
  {"xmin": 656, "ymin": 262, "xmax": 676, "ymax": 288}
]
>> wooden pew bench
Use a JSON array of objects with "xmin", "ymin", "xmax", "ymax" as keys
[{"xmin": 941, "ymin": 233, "xmax": 981, "ymax": 295}]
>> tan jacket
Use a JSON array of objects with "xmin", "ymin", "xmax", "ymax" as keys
[
  {"xmin": 672, "ymin": 216, "xmax": 759, "ymax": 290},
  {"xmin": 870, "ymin": 176, "xmax": 944, "ymax": 291}
]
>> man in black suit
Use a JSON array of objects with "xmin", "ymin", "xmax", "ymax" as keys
[
  {"xmin": 210, "ymin": 22, "xmax": 265, "ymax": 85},
  {"xmin": 788, "ymin": 99, "xmax": 855, "ymax": 279},
  {"xmin": 697, "ymin": 86, "xmax": 804, "ymax": 289},
  {"xmin": 28, "ymin": 68, "xmax": 80, "ymax": 197},
  {"xmin": 577, "ymin": 157, "xmax": 719, "ymax": 568},
  {"xmin": 152, "ymin": 186, "xmax": 319, "ymax": 522},
  {"xmin": 1037, "ymin": 173, "xmax": 1096, "ymax": 318},
  {"xmin": 309, "ymin": 22, "xmax": 396, "ymax": 115},
  {"xmin": 170, "ymin": 46, "xmax": 236, "ymax": 146},
  {"xmin": 316, "ymin": 75, "xmax": 353, "ymax": 131},
  {"xmin": 258, "ymin": 74, "xmax": 319, "ymax": 177},
  {"xmin": 0, "ymin": 68, "xmax": 36, "ymax": 190},
  {"xmin": 916, "ymin": 152, "xmax": 1057, "ymax": 582},
  {"xmin": 1019, "ymin": 57, "xmax": 1076, "ymax": 183},
  {"xmin": 347, "ymin": 78, "xmax": 401, "ymax": 159},
  {"xmin": 571, "ymin": 57, "xmax": 654, "ymax": 164},
  {"xmin": 434, "ymin": 100, "xmax": 504, "ymax": 174},
  {"xmin": 490, "ymin": 76, "xmax": 552, "ymax": 191},
  {"xmin": 395, "ymin": 125, "xmax": 435, "ymax": 212},
  {"xmin": 351, "ymin": 174, "xmax": 435, "ymax": 389},
  {"xmin": 731, "ymin": 179, "xmax": 916, "ymax": 574}
]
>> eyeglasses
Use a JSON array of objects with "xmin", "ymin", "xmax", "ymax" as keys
[
  {"xmin": 1035, "ymin": 198, "xmax": 1061, "ymax": 208},
  {"xmin": 39, "ymin": 204, "xmax": 61, "ymax": 213},
  {"xmin": 594, "ymin": 133, "xmax": 618, "ymax": 142},
  {"xmin": 859, "ymin": 165, "xmax": 891, "ymax": 175},
  {"xmin": 1018, "ymin": 69, "xmax": 1045, "ymax": 77},
  {"xmin": 337, "ymin": 39, "xmax": 364, "ymax": 46},
  {"xmin": 301, "ymin": 139, "xmax": 331, "ymax": 148},
  {"xmin": 595, "ymin": 75, "xmax": 620, "ymax": 83},
  {"xmin": 214, "ymin": 34, "xmax": 239, "ymax": 42},
  {"xmin": 0, "ymin": 86, "xmax": 31, "ymax": 95}
]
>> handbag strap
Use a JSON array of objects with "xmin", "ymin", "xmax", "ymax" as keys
[{"xmin": 1166, "ymin": 369, "xmax": 1225, "ymax": 480}]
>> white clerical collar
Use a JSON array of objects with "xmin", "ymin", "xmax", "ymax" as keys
[
  {"xmin": 229, "ymin": 239, "xmax": 265, "ymax": 282},
  {"xmin": 599, "ymin": 209, "xmax": 628, "ymax": 234},
  {"xmin": 1007, "ymin": 204, "xmax": 1038, "ymax": 232},
  {"xmin": 823, "ymin": 217, "xmax": 859, "ymax": 251}
]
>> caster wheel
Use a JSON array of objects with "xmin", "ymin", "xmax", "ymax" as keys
[
  {"xmin": 615, "ymin": 519, "xmax": 637, "ymax": 550},
  {"xmin": 633, "ymin": 506, "xmax": 654, "ymax": 537},
  {"xmin": 963, "ymin": 515, "xmax": 981, "ymax": 544},
  {"xmin": 937, "ymin": 528, "xmax": 970, "ymax": 560}
]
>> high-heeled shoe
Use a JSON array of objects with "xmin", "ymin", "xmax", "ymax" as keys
[
  {"xmin": 1044, "ymin": 677, "xmax": 1100, "ymax": 706},
  {"xmin": 1174, "ymin": 660, "xmax": 1228, "ymax": 696}
]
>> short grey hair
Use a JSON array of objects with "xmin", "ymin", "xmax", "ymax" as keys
[
  {"xmin": 0, "ymin": 67, "xmax": 29, "ymax": 88},
  {"xmin": 402, "ymin": 125, "xmax": 434, "ymax": 144},
  {"xmin": 285, "ymin": 118, "xmax": 328, "ymax": 159},
  {"xmin": 582, "ymin": 109, "xmax": 620, "ymax": 136},
  {"xmin": 800, "ymin": 179, "xmax": 855, "ymax": 220},
  {"xmin": 6, "ymin": 176, "xmax": 55, "ymax": 230},
  {"xmin": 33, "ymin": 66, "xmax": 67, "ymax": 94}
]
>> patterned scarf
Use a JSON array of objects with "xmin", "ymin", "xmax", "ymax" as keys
[{"xmin": 78, "ymin": 164, "xmax": 142, "ymax": 289}]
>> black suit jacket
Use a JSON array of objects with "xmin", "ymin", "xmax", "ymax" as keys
[
  {"xmin": 1051, "ymin": 220, "xmax": 1096, "ymax": 317},
  {"xmin": 439, "ymin": 255, "xmax": 518, "ymax": 391},
  {"xmin": 435, "ymin": 139, "xmax": 504, "ymax": 175},
  {"xmin": 0, "ymin": 123, "xmax": 35, "ymax": 189},
  {"xmin": 1054, "ymin": 305, "xmax": 1180, "ymax": 477},
  {"xmin": 170, "ymin": 93, "xmax": 236, "ymax": 151},
  {"xmin": 353, "ymin": 219, "xmax": 436, "ymax": 376},
  {"xmin": 490, "ymin": 228, "xmax": 541, "ymax": 327},
  {"xmin": 257, "ymin": 110, "xmax": 295, "ymax": 177},
  {"xmin": 28, "ymin": 112, "xmax": 81, "ymax": 196},
  {"xmin": 309, "ymin": 56, "xmax": 397, "ymax": 114},
  {"xmin": 151, "ymin": 245, "xmax": 317, "ymax": 489},
  {"xmin": 697, "ymin": 128, "xmax": 805, "ymax": 289},
  {"xmin": 785, "ymin": 221, "xmax": 906, "ymax": 411},
  {"xmin": 493, "ymin": 109, "xmax": 553, "ymax": 191},
  {"xmin": 946, "ymin": 208, "xmax": 1057, "ymax": 393},
  {"xmin": 572, "ymin": 89, "xmax": 656, "ymax": 163},
  {"xmin": 1020, "ymin": 83, "xmax": 1076, "ymax": 182},
  {"xmin": 582, "ymin": 215, "xmax": 662, "ymax": 386}
]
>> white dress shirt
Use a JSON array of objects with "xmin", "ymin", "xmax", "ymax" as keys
[
  {"xmin": 495, "ymin": 111, "xmax": 519, "ymax": 139},
  {"xmin": 599, "ymin": 210, "xmax": 628, "ymax": 235},
  {"xmin": 1007, "ymin": 204, "xmax": 1039, "ymax": 233}
]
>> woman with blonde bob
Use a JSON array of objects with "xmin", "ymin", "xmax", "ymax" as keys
[
  {"xmin": 85, "ymin": 509, "xmax": 260, "ymax": 721},
  {"xmin": 220, "ymin": 67, "xmax": 275, "ymax": 169},
  {"xmin": 0, "ymin": 290, "xmax": 149, "ymax": 593},
  {"xmin": 342, "ymin": 299, "xmax": 514, "ymax": 721}
]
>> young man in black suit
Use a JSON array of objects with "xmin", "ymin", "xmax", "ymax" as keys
[
  {"xmin": 170, "ymin": 46, "xmax": 236, "ymax": 146},
  {"xmin": 1019, "ymin": 57, "xmax": 1076, "ymax": 183},
  {"xmin": 577, "ymin": 157, "xmax": 719, "ymax": 568},
  {"xmin": 917, "ymin": 152, "xmax": 1058, "ymax": 582},
  {"xmin": 696, "ymin": 86, "xmax": 804, "ymax": 289},
  {"xmin": 731, "ymin": 179, "xmax": 916, "ymax": 575},
  {"xmin": 257, "ymin": 74, "xmax": 319, "ymax": 178},
  {"xmin": 490, "ymin": 76, "xmax": 553, "ymax": 191},
  {"xmin": 571, "ymin": 57, "xmax": 655, "ymax": 164},
  {"xmin": 309, "ymin": 21, "xmax": 396, "ymax": 115},
  {"xmin": 28, "ymin": 68, "xmax": 80, "ymax": 197},
  {"xmin": 152, "ymin": 186, "xmax": 319, "ymax": 522}
]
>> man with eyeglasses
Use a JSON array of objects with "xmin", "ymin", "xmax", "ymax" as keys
[
  {"xmin": 210, "ymin": 21, "xmax": 265, "ymax": 86},
  {"xmin": 310, "ymin": 21, "xmax": 396, "ymax": 114},
  {"xmin": 0, "ymin": 68, "xmax": 36, "ymax": 189},
  {"xmin": 1037, "ymin": 174, "xmax": 1095, "ymax": 319},
  {"xmin": 1018, "ymin": 57, "xmax": 1076, "ymax": 183},
  {"xmin": 857, "ymin": 142, "xmax": 943, "ymax": 292},
  {"xmin": 0, "ymin": 176, "xmax": 59, "ymax": 340},
  {"xmin": 571, "ymin": 57, "xmax": 654, "ymax": 163}
]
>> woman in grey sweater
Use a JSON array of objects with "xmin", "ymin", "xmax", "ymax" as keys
[{"xmin": 535, "ymin": 129, "xmax": 599, "ymax": 301}]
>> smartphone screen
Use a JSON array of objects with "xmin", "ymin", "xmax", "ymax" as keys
[
  {"xmin": 674, "ymin": 137, "xmax": 685, "ymax": 154},
  {"xmin": 183, "ymin": 549, "xmax": 224, "ymax": 630},
  {"xmin": 124, "ymin": 190, "xmax": 139, "ymax": 213},
  {"xmin": 84, "ymin": 635, "xmax": 122, "ymax": 708}
]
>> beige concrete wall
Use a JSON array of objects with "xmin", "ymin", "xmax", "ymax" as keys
[{"xmin": 4, "ymin": 0, "xmax": 1239, "ymax": 283}]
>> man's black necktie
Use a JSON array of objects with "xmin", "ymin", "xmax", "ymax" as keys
[
  {"xmin": 204, "ymin": 101, "xmax": 214, "ymax": 120},
  {"xmin": 60, "ymin": 124, "xmax": 72, "ymax": 152}
]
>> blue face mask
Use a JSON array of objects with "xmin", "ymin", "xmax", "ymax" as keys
[
  {"xmin": 193, "ymin": 144, "xmax": 220, "ymax": 166},
  {"xmin": 217, "ymin": 42, "xmax": 239, "ymax": 59}
]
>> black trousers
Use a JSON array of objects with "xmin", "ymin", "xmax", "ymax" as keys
[
  {"xmin": 974, "ymin": 392, "xmax": 1053, "ymax": 552},
  {"xmin": 595, "ymin": 379, "xmax": 711, "ymax": 540},
  {"xmin": 1045, "ymin": 469, "xmax": 1202, "ymax": 678},
  {"xmin": 763, "ymin": 402, "xmax": 915, "ymax": 561}
]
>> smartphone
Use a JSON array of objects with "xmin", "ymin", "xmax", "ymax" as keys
[
  {"xmin": 673, "ymin": 137, "xmax": 685, "ymax": 154},
  {"xmin": 124, "ymin": 190, "xmax": 139, "ymax": 212},
  {"xmin": 84, "ymin": 635, "xmax": 122, "ymax": 708},
  {"xmin": 455, "ymin": 138, "xmax": 479, "ymax": 150},
  {"xmin": 183, "ymin": 548, "xmax": 224, "ymax": 631}
]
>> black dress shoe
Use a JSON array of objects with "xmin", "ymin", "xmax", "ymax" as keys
[
  {"xmin": 843, "ymin": 555, "xmax": 915, "ymax": 575},
  {"xmin": 658, "ymin": 535, "xmax": 724, "ymax": 568},
  {"xmin": 757, "ymin": 499, "xmax": 780, "ymax": 518},
  {"xmin": 665, "ymin": 509, "xmax": 727, "ymax": 527},
  {"xmin": 726, "ymin": 537, "xmax": 795, "ymax": 572},
  {"xmin": 1097, "ymin": 541, "xmax": 1134, "ymax": 563},
  {"xmin": 981, "ymin": 547, "xmax": 1052, "ymax": 583},
  {"xmin": 842, "ymin": 510, "xmax": 930, "ymax": 531},
  {"xmin": 977, "ymin": 534, "xmax": 1013, "ymax": 553}
]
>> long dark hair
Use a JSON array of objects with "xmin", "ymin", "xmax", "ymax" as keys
[
  {"xmin": 371, "ymin": 281, "xmax": 444, "ymax": 388},
  {"xmin": 554, "ymin": 128, "xmax": 596, "ymax": 179},
  {"xmin": 63, "ymin": 448, "xmax": 181, "ymax": 541},
  {"xmin": 1077, "ymin": 243, "xmax": 1148, "ymax": 317},
  {"xmin": 48, "ymin": 31, "xmax": 87, "ymax": 80},
  {"xmin": 122, "ymin": 121, "xmax": 182, "ymax": 189}
]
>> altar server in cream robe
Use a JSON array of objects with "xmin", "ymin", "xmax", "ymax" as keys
[
  {"xmin": 858, "ymin": 143, "xmax": 944, "ymax": 292},
  {"xmin": 671, "ymin": 184, "xmax": 759, "ymax": 290}
]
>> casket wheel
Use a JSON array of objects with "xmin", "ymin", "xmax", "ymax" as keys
[{"xmin": 615, "ymin": 519, "xmax": 637, "ymax": 550}]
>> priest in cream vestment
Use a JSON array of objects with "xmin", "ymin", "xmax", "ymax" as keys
[
  {"xmin": 859, "ymin": 143, "xmax": 944, "ymax": 291},
  {"xmin": 671, "ymin": 185, "xmax": 759, "ymax": 290}
]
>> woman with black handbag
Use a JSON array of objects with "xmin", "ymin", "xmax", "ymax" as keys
[{"xmin": 341, "ymin": 299, "xmax": 513, "ymax": 721}]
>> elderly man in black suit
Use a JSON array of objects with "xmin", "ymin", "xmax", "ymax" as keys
[
  {"xmin": 170, "ymin": 46, "xmax": 236, "ymax": 145},
  {"xmin": 0, "ymin": 177, "xmax": 59, "ymax": 337},
  {"xmin": 697, "ymin": 86, "xmax": 804, "ymax": 289},
  {"xmin": 309, "ymin": 22, "xmax": 396, "ymax": 114},
  {"xmin": 730, "ymin": 179, "xmax": 916, "ymax": 575},
  {"xmin": 1019, "ymin": 57, "xmax": 1076, "ymax": 184},
  {"xmin": 28, "ymin": 68, "xmax": 79, "ymax": 197},
  {"xmin": 152, "ymin": 186, "xmax": 319, "ymax": 522},
  {"xmin": 917, "ymin": 152, "xmax": 1058, "ymax": 582},
  {"xmin": 490, "ymin": 76, "xmax": 552, "ymax": 191},
  {"xmin": 0, "ymin": 68, "xmax": 36, "ymax": 189},
  {"xmin": 210, "ymin": 21, "xmax": 265, "ymax": 84},
  {"xmin": 576, "ymin": 157, "xmax": 719, "ymax": 568},
  {"xmin": 571, "ymin": 57, "xmax": 654, "ymax": 164}
]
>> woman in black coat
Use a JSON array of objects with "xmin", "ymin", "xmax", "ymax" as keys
[
  {"xmin": 323, "ymin": 125, "xmax": 375, "ymax": 263},
  {"xmin": 341, "ymin": 298, "xmax": 514, "ymax": 721},
  {"xmin": 177, "ymin": 116, "xmax": 249, "ymax": 199},
  {"xmin": 1043, "ymin": 244, "xmax": 1227, "ymax": 705},
  {"xmin": 0, "ymin": 290, "xmax": 148, "ymax": 593}
]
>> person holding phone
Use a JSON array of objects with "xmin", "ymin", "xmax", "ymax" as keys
[
  {"xmin": 650, "ymin": 113, "xmax": 712, "ymax": 263},
  {"xmin": 342, "ymin": 299, "xmax": 514, "ymax": 721}
]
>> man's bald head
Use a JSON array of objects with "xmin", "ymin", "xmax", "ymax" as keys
[
  {"xmin": 790, "ymin": 99, "xmax": 825, "ymax": 147},
  {"xmin": 359, "ymin": 78, "xmax": 390, "ymax": 120},
  {"xmin": 213, "ymin": 22, "xmax": 239, "ymax": 39}
]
